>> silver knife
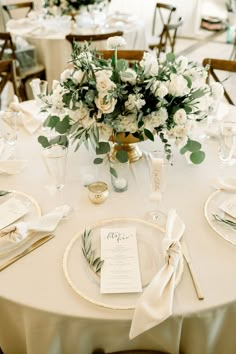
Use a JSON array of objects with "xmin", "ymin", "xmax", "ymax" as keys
[
  {"xmin": 182, "ymin": 240, "xmax": 204, "ymax": 300},
  {"xmin": 0, "ymin": 234, "xmax": 55, "ymax": 271}
]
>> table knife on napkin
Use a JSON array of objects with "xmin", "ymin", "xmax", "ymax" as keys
[
  {"xmin": 182, "ymin": 240, "xmax": 204, "ymax": 300},
  {"xmin": 0, "ymin": 234, "xmax": 54, "ymax": 271}
]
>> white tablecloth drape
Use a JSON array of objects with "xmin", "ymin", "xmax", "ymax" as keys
[{"xmin": 0, "ymin": 102, "xmax": 236, "ymax": 354}]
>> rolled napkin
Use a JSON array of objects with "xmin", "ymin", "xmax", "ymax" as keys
[
  {"xmin": 0, "ymin": 139, "xmax": 27, "ymax": 175},
  {"xmin": 129, "ymin": 209, "xmax": 185, "ymax": 339},
  {"xmin": 9, "ymin": 95, "xmax": 42, "ymax": 134},
  {"xmin": 0, "ymin": 205, "xmax": 70, "ymax": 254},
  {"xmin": 210, "ymin": 177, "xmax": 236, "ymax": 192}
]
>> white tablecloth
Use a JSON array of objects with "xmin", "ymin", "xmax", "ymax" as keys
[
  {"xmin": 0, "ymin": 102, "xmax": 236, "ymax": 354},
  {"xmin": 7, "ymin": 14, "xmax": 147, "ymax": 89}
]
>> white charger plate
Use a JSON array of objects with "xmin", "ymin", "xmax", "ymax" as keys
[
  {"xmin": 63, "ymin": 217, "xmax": 184, "ymax": 310},
  {"xmin": 0, "ymin": 190, "xmax": 41, "ymax": 256},
  {"xmin": 205, "ymin": 190, "xmax": 236, "ymax": 245}
]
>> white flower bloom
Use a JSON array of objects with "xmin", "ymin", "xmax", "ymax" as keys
[
  {"xmin": 68, "ymin": 102, "xmax": 90, "ymax": 124},
  {"xmin": 97, "ymin": 122, "xmax": 113, "ymax": 141},
  {"xmin": 120, "ymin": 68, "xmax": 137, "ymax": 85},
  {"xmin": 52, "ymin": 80, "xmax": 60, "ymax": 90},
  {"xmin": 172, "ymin": 125, "xmax": 187, "ymax": 138},
  {"xmin": 60, "ymin": 69, "xmax": 72, "ymax": 82},
  {"xmin": 73, "ymin": 70, "xmax": 84, "ymax": 84},
  {"xmin": 136, "ymin": 97, "xmax": 146, "ymax": 109},
  {"xmin": 95, "ymin": 70, "xmax": 116, "ymax": 92},
  {"xmin": 144, "ymin": 107, "xmax": 168, "ymax": 130},
  {"xmin": 115, "ymin": 114, "xmax": 138, "ymax": 133},
  {"xmin": 107, "ymin": 36, "xmax": 126, "ymax": 49},
  {"xmin": 95, "ymin": 94, "xmax": 117, "ymax": 114},
  {"xmin": 176, "ymin": 56, "xmax": 188, "ymax": 72},
  {"xmin": 140, "ymin": 52, "xmax": 159, "ymax": 77},
  {"xmin": 50, "ymin": 84, "xmax": 65, "ymax": 111},
  {"xmin": 151, "ymin": 81, "xmax": 168, "ymax": 98},
  {"xmin": 168, "ymin": 73, "xmax": 190, "ymax": 96},
  {"xmin": 175, "ymin": 136, "xmax": 188, "ymax": 148},
  {"xmin": 173, "ymin": 109, "xmax": 187, "ymax": 125},
  {"xmin": 125, "ymin": 94, "xmax": 136, "ymax": 111},
  {"xmin": 211, "ymin": 82, "xmax": 224, "ymax": 100},
  {"xmin": 184, "ymin": 66, "xmax": 207, "ymax": 89}
]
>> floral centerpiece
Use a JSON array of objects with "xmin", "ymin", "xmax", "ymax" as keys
[
  {"xmin": 42, "ymin": 0, "xmax": 104, "ymax": 16},
  {"xmin": 38, "ymin": 37, "xmax": 219, "ymax": 167}
]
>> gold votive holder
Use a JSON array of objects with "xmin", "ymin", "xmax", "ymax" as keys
[{"xmin": 87, "ymin": 181, "xmax": 109, "ymax": 204}]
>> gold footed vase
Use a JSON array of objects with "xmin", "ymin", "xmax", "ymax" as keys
[{"xmin": 110, "ymin": 133, "xmax": 143, "ymax": 163}]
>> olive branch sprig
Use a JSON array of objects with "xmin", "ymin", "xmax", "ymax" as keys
[
  {"xmin": 81, "ymin": 229, "xmax": 104, "ymax": 275},
  {"xmin": 0, "ymin": 190, "xmax": 10, "ymax": 197},
  {"xmin": 212, "ymin": 214, "xmax": 236, "ymax": 230}
]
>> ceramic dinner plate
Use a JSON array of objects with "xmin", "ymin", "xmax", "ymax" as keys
[
  {"xmin": 63, "ymin": 217, "xmax": 184, "ymax": 310},
  {"xmin": 205, "ymin": 190, "xmax": 236, "ymax": 245},
  {"xmin": 0, "ymin": 190, "xmax": 41, "ymax": 256}
]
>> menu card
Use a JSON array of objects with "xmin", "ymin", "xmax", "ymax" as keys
[
  {"xmin": 0, "ymin": 197, "xmax": 29, "ymax": 230},
  {"xmin": 100, "ymin": 227, "xmax": 142, "ymax": 294},
  {"xmin": 220, "ymin": 195, "xmax": 236, "ymax": 219}
]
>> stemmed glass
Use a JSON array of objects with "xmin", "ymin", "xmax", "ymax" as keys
[
  {"xmin": 145, "ymin": 150, "xmax": 170, "ymax": 227},
  {"xmin": 30, "ymin": 79, "xmax": 48, "ymax": 105},
  {"xmin": 219, "ymin": 121, "xmax": 236, "ymax": 169},
  {"xmin": 42, "ymin": 144, "xmax": 68, "ymax": 206}
]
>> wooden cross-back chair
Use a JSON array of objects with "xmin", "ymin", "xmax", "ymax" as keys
[
  {"xmin": 98, "ymin": 50, "xmax": 144, "ymax": 65},
  {"xmin": 0, "ymin": 59, "xmax": 20, "ymax": 108},
  {"xmin": 66, "ymin": 31, "xmax": 124, "ymax": 45},
  {"xmin": 149, "ymin": 17, "xmax": 183, "ymax": 56},
  {"xmin": 0, "ymin": 32, "xmax": 46, "ymax": 101},
  {"xmin": 152, "ymin": 2, "xmax": 176, "ymax": 36},
  {"xmin": 2, "ymin": 1, "xmax": 33, "ymax": 20},
  {"xmin": 93, "ymin": 349, "xmax": 168, "ymax": 354},
  {"xmin": 202, "ymin": 58, "xmax": 236, "ymax": 105}
]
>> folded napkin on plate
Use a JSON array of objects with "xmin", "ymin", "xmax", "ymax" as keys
[
  {"xmin": 129, "ymin": 209, "xmax": 185, "ymax": 339},
  {"xmin": 0, "ymin": 205, "xmax": 70, "ymax": 252},
  {"xmin": 0, "ymin": 140, "xmax": 27, "ymax": 175},
  {"xmin": 210, "ymin": 177, "xmax": 236, "ymax": 192},
  {"xmin": 9, "ymin": 95, "xmax": 42, "ymax": 134}
]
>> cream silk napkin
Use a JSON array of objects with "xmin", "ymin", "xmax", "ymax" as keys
[
  {"xmin": 129, "ymin": 209, "xmax": 185, "ymax": 339},
  {"xmin": 0, "ymin": 140, "xmax": 27, "ymax": 175},
  {"xmin": 0, "ymin": 205, "xmax": 70, "ymax": 254},
  {"xmin": 210, "ymin": 177, "xmax": 236, "ymax": 192},
  {"xmin": 9, "ymin": 96, "xmax": 42, "ymax": 134}
]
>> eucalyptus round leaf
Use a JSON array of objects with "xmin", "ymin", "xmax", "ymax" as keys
[
  {"xmin": 190, "ymin": 151, "xmax": 205, "ymax": 164},
  {"xmin": 93, "ymin": 158, "xmax": 103, "ymax": 164},
  {"xmin": 116, "ymin": 150, "xmax": 129, "ymax": 163},
  {"xmin": 186, "ymin": 140, "xmax": 201, "ymax": 152}
]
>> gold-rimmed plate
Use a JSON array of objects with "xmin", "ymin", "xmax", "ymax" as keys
[{"xmin": 63, "ymin": 217, "xmax": 184, "ymax": 310}]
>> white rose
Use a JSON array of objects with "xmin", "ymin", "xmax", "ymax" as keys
[
  {"xmin": 95, "ymin": 94, "xmax": 117, "ymax": 114},
  {"xmin": 95, "ymin": 71, "xmax": 116, "ymax": 92},
  {"xmin": 140, "ymin": 52, "xmax": 159, "ymax": 77},
  {"xmin": 107, "ymin": 36, "xmax": 126, "ymax": 49},
  {"xmin": 50, "ymin": 84, "xmax": 65, "ymax": 111},
  {"xmin": 173, "ymin": 109, "xmax": 187, "ymax": 125},
  {"xmin": 172, "ymin": 125, "xmax": 187, "ymax": 138},
  {"xmin": 73, "ymin": 70, "xmax": 84, "ymax": 84},
  {"xmin": 152, "ymin": 81, "xmax": 168, "ymax": 98},
  {"xmin": 168, "ymin": 73, "xmax": 190, "ymax": 96},
  {"xmin": 176, "ymin": 56, "xmax": 188, "ymax": 72},
  {"xmin": 120, "ymin": 68, "xmax": 137, "ymax": 85},
  {"xmin": 144, "ymin": 107, "xmax": 168, "ymax": 129},
  {"xmin": 211, "ymin": 82, "xmax": 224, "ymax": 100},
  {"xmin": 60, "ymin": 69, "xmax": 72, "ymax": 82}
]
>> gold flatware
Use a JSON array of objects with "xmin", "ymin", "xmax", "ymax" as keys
[
  {"xmin": 0, "ymin": 234, "xmax": 55, "ymax": 271},
  {"xmin": 182, "ymin": 240, "xmax": 204, "ymax": 300}
]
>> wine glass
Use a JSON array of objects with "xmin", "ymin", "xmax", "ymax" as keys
[
  {"xmin": 145, "ymin": 150, "xmax": 170, "ymax": 226},
  {"xmin": 219, "ymin": 120, "xmax": 236, "ymax": 166}
]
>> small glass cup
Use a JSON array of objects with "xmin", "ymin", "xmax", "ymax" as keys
[
  {"xmin": 219, "ymin": 120, "xmax": 236, "ymax": 165},
  {"xmin": 42, "ymin": 144, "xmax": 68, "ymax": 190},
  {"xmin": 30, "ymin": 79, "xmax": 48, "ymax": 104},
  {"xmin": 88, "ymin": 181, "xmax": 109, "ymax": 204},
  {"xmin": 110, "ymin": 159, "xmax": 129, "ymax": 193}
]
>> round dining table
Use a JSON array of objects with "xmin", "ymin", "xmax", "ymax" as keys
[
  {"xmin": 0, "ymin": 101, "xmax": 236, "ymax": 354},
  {"xmin": 6, "ymin": 12, "xmax": 147, "ymax": 89}
]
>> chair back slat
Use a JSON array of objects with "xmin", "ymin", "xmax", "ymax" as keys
[
  {"xmin": 99, "ymin": 50, "xmax": 144, "ymax": 62},
  {"xmin": 3, "ymin": 2, "xmax": 33, "ymax": 19},
  {"xmin": 202, "ymin": 58, "xmax": 236, "ymax": 105},
  {"xmin": 66, "ymin": 31, "xmax": 123, "ymax": 44},
  {"xmin": 152, "ymin": 2, "xmax": 176, "ymax": 36},
  {"xmin": 0, "ymin": 59, "xmax": 19, "ymax": 98}
]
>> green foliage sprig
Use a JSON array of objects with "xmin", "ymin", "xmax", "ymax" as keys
[{"xmin": 81, "ymin": 229, "xmax": 104, "ymax": 275}]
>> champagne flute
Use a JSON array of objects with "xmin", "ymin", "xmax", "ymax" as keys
[{"xmin": 145, "ymin": 150, "xmax": 170, "ymax": 226}]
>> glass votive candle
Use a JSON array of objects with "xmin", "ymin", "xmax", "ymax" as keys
[
  {"xmin": 110, "ymin": 159, "xmax": 129, "ymax": 193},
  {"xmin": 87, "ymin": 181, "xmax": 109, "ymax": 204}
]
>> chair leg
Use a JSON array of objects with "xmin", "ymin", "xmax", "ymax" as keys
[{"xmin": 0, "ymin": 346, "xmax": 4, "ymax": 354}]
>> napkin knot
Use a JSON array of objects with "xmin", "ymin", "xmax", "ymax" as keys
[{"xmin": 166, "ymin": 241, "xmax": 181, "ymax": 268}]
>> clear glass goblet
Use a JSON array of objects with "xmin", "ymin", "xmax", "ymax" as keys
[{"xmin": 219, "ymin": 120, "xmax": 236, "ymax": 167}]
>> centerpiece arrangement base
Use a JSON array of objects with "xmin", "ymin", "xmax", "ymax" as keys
[{"xmin": 110, "ymin": 133, "xmax": 143, "ymax": 163}]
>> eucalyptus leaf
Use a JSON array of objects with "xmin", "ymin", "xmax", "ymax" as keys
[
  {"xmin": 190, "ymin": 150, "xmax": 205, "ymax": 164},
  {"xmin": 110, "ymin": 166, "xmax": 118, "ymax": 178},
  {"xmin": 38, "ymin": 136, "xmax": 50, "ymax": 148},
  {"xmin": 116, "ymin": 150, "xmax": 129, "ymax": 163},
  {"xmin": 144, "ymin": 128, "xmax": 154, "ymax": 141},
  {"xmin": 96, "ymin": 141, "xmax": 110, "ymax": 155},
  {"xmin": 94, "ymin": 157, "xmax": 103, "ymax": 164}
]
